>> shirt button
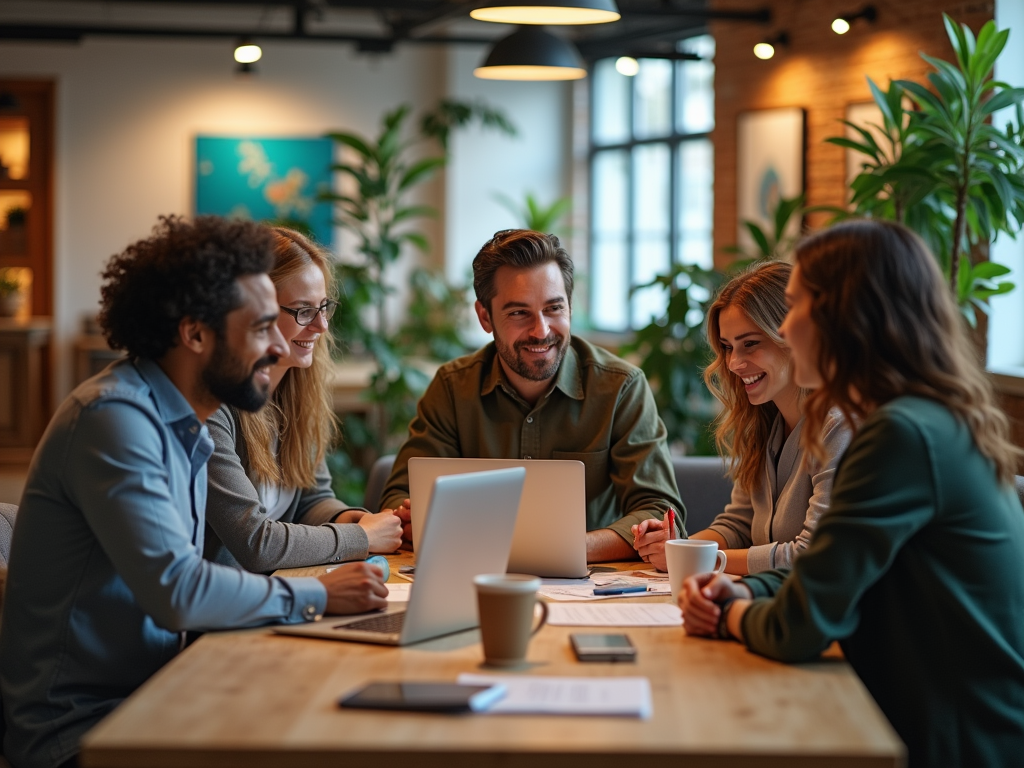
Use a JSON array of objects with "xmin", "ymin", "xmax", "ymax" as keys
[
  {"xmin": 303, "ymin": 604, "xmax": 322, "ymax": 621},
  {"xmin": 526, "ymin": 416, "xmax": 533, "ymax": 423},
  {"xmin": 189, "ymin": 425, "xmax": 198, "ymax": 434}
]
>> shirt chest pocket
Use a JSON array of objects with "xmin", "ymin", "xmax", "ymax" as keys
[{"xmin": 552, "ymin": 449, "xmax": 610, "ymax": 500}]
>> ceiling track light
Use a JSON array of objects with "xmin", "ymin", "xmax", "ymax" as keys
[
  {"xmin": 832, "ymin": 5, "xmax": 877, "ymax": 35},
  {"xmin": 474, "ymin": 26, "xmax": 587, "ymax": 81},
  {"xmin": 470, "ymin": 0, "xmax": 620, "ymax": 26},
  {"xmin": 753, "ymin": 32, "xmax": 788, "ymax": 60}
]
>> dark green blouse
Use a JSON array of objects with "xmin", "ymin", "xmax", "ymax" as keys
[{"xmin": 740, "ymin": 396, "xmax": 1024, "ymax": 768}]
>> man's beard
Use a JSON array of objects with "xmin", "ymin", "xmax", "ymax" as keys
[
  {"xmin": 202, "ymin": 348, "xmax": 278, "ymax": 413},
  {"xmin": 494, "ymin": 331, "xmax": 569, "ymax": 383}
]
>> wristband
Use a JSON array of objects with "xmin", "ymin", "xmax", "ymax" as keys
[{"xmin": 716, "ymin": 598, "xmax": 737, "ymax": 640}]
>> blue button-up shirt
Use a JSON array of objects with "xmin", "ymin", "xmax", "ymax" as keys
[{"xmin": 0, "ymin": 358, "xmax": 327, "ymax": 768}]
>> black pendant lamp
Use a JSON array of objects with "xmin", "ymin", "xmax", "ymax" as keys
[
  {"xmin": 470, "ymin": 0, "xmax": 620, "ymax": 25},
  {"xmin": 474, "ymin": 26, "xmax": 587, "ymax": 81}
]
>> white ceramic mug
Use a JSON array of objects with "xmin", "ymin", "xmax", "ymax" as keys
[{"xmin": 665, "ymin": 540, "xmax": 728, "ymax": 600}]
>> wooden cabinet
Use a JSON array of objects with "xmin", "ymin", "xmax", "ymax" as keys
[{"xmin": 0, "ymin": 318, "xmax": 51, "ymax": 462}]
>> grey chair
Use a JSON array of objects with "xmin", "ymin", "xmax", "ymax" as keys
[
  {"xmin": 363, "ymin": 455, "xmax": 397, "ymax": 512},
  {"xmin": 671, "ymin": 456, "xmax": 732, "ymax": 535},
  {"xmin": 0, "ymin": 503, "xmax": 16, "ymax": 572}
]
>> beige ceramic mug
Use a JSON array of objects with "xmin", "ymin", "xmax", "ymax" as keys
[
  {"xmin": 473, "ymin": 573, "xmax": 548, "ymax": 666},
  {"xmin": 665, "ymin": 540, "xmax": 728, "ymax": 600}
]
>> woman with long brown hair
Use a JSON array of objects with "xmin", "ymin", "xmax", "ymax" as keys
[
  {"xmin": 203, "ymin": 227, "xmax": 401, "ymax": 572},
  {"xmin": 681, "ymin": 220, "xmax": 1024, "ymax": 767},
  {"xmin": 633, "ymin": 260, "xmax": 850, "ymax": 573}
]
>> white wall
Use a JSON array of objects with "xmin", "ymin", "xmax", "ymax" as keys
[
  {"xmin": 988, "ymin": 0, "xmax": 1024, "ymax": 372},
  {"xmin": 0, "ymin": 36, "xmax": 451, "ymax": 399},
  {"xmin": 443, "ymin": 45, "xmax": 573, "ymax": 345}
]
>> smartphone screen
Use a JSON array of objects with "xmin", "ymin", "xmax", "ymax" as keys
[{"xmin": 339, "ymin": 682, "xmax": 504, "ymax": 712}]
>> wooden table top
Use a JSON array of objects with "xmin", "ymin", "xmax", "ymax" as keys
[{"xmin": 80, "ymin": 553, "xmax": 905, "ymax": 768}]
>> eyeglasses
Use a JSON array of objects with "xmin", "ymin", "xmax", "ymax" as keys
[{"xmin": 279, "ymin": 299, "xmax": 339, "ymax": 326}]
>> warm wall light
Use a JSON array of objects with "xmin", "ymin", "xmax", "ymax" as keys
[
  {"xmin": 474, "ymin": 26, "xmax": 587, "ymax": 80},
  {"xmin": 470, "ymin": 0, "xmax": 620, "ymax": 25},
  {"xmin": 233, "ymin": 39, "xmax": 262, "ymax": 64},
  {"xmin": 615, "ymin": 56, "xmax": 639, "ymax": 76},
  {"xmin": 832, "ymin": 5, "xmax": 877, "ymax": 35},
  {"xmin": 753, "ymin": 32, "xmax": 787, "ymax": 60}
]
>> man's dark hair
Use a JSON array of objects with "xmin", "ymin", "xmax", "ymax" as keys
[
  {"xmin": 472, "ymin": 229, "xmax": 574, "ymax": 313},
  {"xmin": 99, "ymin": 215, "xmax": 275, "ymax": 360}
]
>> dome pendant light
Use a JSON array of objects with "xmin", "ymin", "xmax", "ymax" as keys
[
  {"xmin": 474, "ymin": 26, "xmax": 587, "ymax": 81},
  {"xmin": 471, "ymin": 0, "xmax": 619, "ymax": 26}
]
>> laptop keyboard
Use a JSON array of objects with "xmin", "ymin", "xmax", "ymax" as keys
[{"xmin": 335, "ymin": 611, "xmax": 406, "ymax": 634}]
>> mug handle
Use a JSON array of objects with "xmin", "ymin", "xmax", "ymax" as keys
[
  {"xmin": 713, "ymin": 550, "xmax": 728, "ymax": 574},
  {"xmin": 530, "ymin": 600, "xmax": 549, "ymax": 636}
]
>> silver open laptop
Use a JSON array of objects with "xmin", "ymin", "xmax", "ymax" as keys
[
  {"xmin": 409, "ymin": 457, "xmax": 588, "ymax": 579},
  {"xmin": 274, "ymin": 467, "xmax": 525, "ymax": 646}
]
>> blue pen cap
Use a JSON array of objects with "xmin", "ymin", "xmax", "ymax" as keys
[{"xmin": 366, "ymin": 555, "xmax": 390, "ymax": 582}]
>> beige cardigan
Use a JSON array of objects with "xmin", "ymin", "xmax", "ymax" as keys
[{"xmin": 705, "ymin": 410, "xmax": 852, "ymax": 572}]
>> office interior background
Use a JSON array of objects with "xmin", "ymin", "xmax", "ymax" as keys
[{"xmin": 0, "ymin": 0, "xmax": 1022, "ymax": 498}]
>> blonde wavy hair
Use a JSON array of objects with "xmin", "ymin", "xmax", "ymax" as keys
[
  {"xmin": 238, "ymin": 228, "xmax": 339, "ymax": 489},
  {"xmin": 703, "ymin": 261, "xmax": 796, "ymax": 493},
  {"xmin": 795, "ymin": 219, "xmax": 1021, "ymax": 484}
]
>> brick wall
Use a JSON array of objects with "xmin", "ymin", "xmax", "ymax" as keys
[
  {"xmin": 708, "ymin": 0, "xmax": 1024, "ymax": 465},
  {"xmin": 710, "ymin": 0, "xmax": 993, "ymax": 256}
]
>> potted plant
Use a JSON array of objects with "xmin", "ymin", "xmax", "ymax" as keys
[
  {"xmin": 321, "ymin": 100, "xmax": 516, "ymax": 495},
  {"xmin": 0, "ymin": 268, "xmax": 23, "ymax": 317},
  {"xmin": 828, "ymin": 15, "xmax": 1024, "ymax": 326}
]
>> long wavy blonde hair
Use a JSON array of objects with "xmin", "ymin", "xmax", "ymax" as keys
[
  {"xmin": 238, "ymin": 228, "xmax": 339, "ymax": 489},
  {"xmin": 795, "ymin": 219, "xmax": 1021, "ymax": 483},
  {"xmin": 703, "ymin": 261, "xmax": 796, "ymax": 493}
]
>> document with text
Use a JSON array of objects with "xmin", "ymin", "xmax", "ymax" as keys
[
  {"xmin": 457, "ymin": 673, "xmax": 652, "ymax": 718},
  {"xmin": 546, "ymin": 603, "xmax": 682, "ymax": 626}
]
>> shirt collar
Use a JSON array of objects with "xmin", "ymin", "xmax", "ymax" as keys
[
  {"xmin": 134, "ymin": 358, "xmax": 207, "ymax": 455},
  {"xmin": 480, "ymin": 338, "xmax": 584, "ymax": 402}
]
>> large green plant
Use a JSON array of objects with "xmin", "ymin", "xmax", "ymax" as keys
[
  {"xmin": 322, "ymin": 101, "xmax": 516, "ymax": 476},
  {"xmin": 829, "ymin": 15, "xmax": 1024, "ymax": 325},
  {"xmin": 622, "ymin": 263, "xmax": 724, "ymax": 455}
]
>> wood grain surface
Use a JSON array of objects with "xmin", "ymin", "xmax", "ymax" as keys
[{"xmin": 80, "ymin": 553, "xmax": 905, "ymax": 768}]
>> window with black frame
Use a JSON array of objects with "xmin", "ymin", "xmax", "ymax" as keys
[{"xmin": 589, "ymin": 35, "xmax": 715, "ymax": 332}]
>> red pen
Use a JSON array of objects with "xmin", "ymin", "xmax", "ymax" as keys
[{"xmin": 666, "ymin": 508, "xmax": 675, "ymax": 541}]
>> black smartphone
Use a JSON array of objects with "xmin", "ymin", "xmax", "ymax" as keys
[
  {"xmin": 338, "ymin": 682, "xmax": 506, "ymax": 713},
  {"xmin": 570, "ymin": 633, "xmax": 637, "ymax": 662}
]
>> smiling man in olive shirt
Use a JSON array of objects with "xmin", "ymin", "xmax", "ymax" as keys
[{"xmin": 382, "ymin": 229, "xmax": 684, "ymax": 562}]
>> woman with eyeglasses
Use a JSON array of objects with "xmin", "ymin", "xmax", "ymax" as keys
[
  {"xmin": 203, "ymin": 227, "xmax": 402, "ymax": 573},
  {"xmin": 681, "ymin": 220, "xmax": 1024, "ymax": 767}
]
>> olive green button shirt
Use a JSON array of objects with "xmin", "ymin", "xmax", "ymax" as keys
[
  {"xmin": 380, "ymin": 336, "xmax": 685, "ymax": 542},
  {"xmin": 738, "ymin": 397, "xmax": 1024, "ymax": 768}
]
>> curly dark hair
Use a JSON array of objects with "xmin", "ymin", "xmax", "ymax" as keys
[{"xmin": 99, "ymin": 215, "xmax": 275, "ymax": 360}]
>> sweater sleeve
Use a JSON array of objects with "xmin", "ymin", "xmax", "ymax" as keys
[
  {"xmin": 705, "ymin": 481, "xmax": 755, "ymax": 549},
  {"xmin": 204, "ymin": 407, "xmax": 368, "ymax": 572},
  {"xmin": 738, "ymin": 410, "xmax": 935, "ymax": 662}
]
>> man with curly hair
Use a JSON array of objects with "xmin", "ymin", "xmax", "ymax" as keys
[{"xmin": 0, "ymin": 216, "xmax": 387, "ymax": 768}]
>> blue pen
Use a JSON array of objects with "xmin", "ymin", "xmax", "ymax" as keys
[{"xmin": 593, "ymin": 585, "xmax": 647, "ymax": 596}]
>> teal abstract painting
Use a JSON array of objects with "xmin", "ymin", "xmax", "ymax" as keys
[{"xmin": 195, "ymin": 137, "xmax": 333, "ymax": 246}]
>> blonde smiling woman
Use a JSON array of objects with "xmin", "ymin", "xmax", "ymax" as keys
[{"xmin": 203, "ymin": 227, "xmax": 401, "ymax": 573}]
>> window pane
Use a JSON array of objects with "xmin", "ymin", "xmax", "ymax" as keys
[
  {"xmin": 633, "ymin": 59, "xmax": 673, "ymax": 139},
  {"xmin": 591, "ymin": 150, "xmax": 629, "ymax": 331},
  {"xmin": 677, "ymin": 139, "xmax": 714, "ymax": 269},
  {"xmin": 677, "ymin": 66, "xmax": 715, "ymax": 135},
  {"xmin": 632, "ymin": 143, "xmax": 670, "ymax": 327},
  {"xmin": 592, "ymin": 58, "xmax": 630, "ymax": 146}
]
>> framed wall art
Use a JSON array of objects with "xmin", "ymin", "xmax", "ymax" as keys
[
  {"xmin": 735, "ymin": 107, "xmax": 805, "ymax": 248},
  {"xmin": 195, "ymin": 136, "xmax": 334, "ymax": 246}
]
